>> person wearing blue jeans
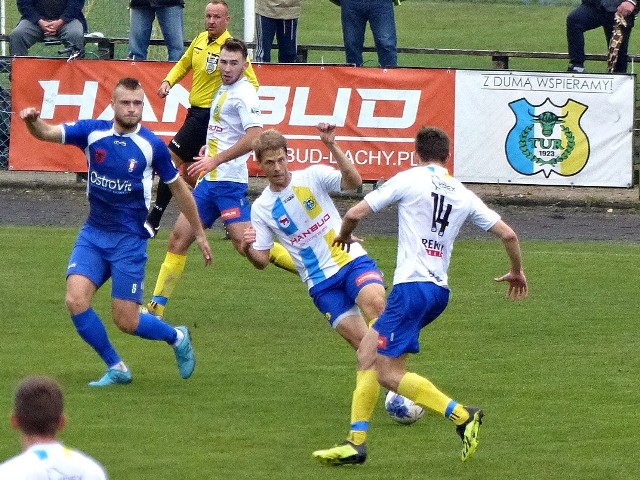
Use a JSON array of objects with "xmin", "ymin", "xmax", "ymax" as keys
[
  {"xmin": 566, "ymin": 0, "xmax": 637, "ymax": 73},
  {"xmin": 335, "ymin": 0, "xmax": 398, "ymax": 67},
  {"xmin": 128, "ymin": 0, "xmax": 185, "ymax": 61},
  {"xmin": 255, "ymin": 0, "xmax": 301, "ymax": 63},
  {"xmin": 9, "ymin": 0, "xmax": 87, "ymax": 56}
]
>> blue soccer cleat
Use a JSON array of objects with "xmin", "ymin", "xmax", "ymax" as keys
[
  {"xmin": 88, "ymin": 368, "xmax": 133, "ymax": 387},
  {"xmin": 173, "ymin": 326, "xmax": 195, "ymax": 379}
]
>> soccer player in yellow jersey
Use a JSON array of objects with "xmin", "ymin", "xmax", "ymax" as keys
[{"xmin": 146, "ymin": 0, "xmax": 259, "ymax": 236}]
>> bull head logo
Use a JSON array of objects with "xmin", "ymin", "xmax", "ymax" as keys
[{"xmin": 505, "ymin": 98, "xmax": 589, "ymax": 178}]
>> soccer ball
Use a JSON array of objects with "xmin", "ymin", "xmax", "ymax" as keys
[{"xmin": 384, "ymin": 390, "xmax": 425, "ymax": 425}]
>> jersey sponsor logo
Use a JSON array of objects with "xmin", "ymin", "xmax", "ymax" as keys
[
  {"xmin": 422, "ymin": 238, "xmax": 444, "ymax": 257},
  {"xmin": 114, "ymin": 140, "xmax": 127, "ymax": 146},
  {"xmin": 505, "ymin": 98, "xmax": 589, "ymax": 178},
  {"xmin": 430, "ymin": 174, "xmax": 455, "ymax": 193},
  {"xmin": 221, "ymin": 207, "xmax": 241, "ymax": 220},
  {"xmin": 290, "ymin": 213, "xmax": 331, "ymax": 245},
  {"xmin": 89, "ymin": 171, "xmax": 132, "ymax": 193},
  {"xmin": 208, "ymin": 125, "xmax": 223, "ymax": 133},
  {"xmin": 278, "ymin": 214, "xmax": 290, "ymax": 227},
  {"xmin": 377, "ymin": 334, "xmax": 388, "ymax": 349},
  {"xmin": 95, "ymin": 148, "xmax": 106, "ymax": 164},
  {"xmin": 355, "ymin": 271, "xmax": 384, "ymax": 286}
]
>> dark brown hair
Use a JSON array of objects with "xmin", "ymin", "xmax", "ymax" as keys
[
  {"xmin": 415, "ymin": 127, "xmax": 450, "ymax": 163},
  {"xmin": 222, "ymin": 37, "xmax": 248, "ymax": 59},
  {"xmin": 14, "ymin": 376, "xmax": 64, "ymax": 436}
]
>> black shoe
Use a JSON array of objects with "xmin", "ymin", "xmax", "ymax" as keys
[{"xmin": 145, "ymin": 205, "xmax": 164, "ymax": 238}]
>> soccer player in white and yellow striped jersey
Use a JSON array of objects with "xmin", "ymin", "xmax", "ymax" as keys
[
  {"xmin": 148, "ymin": 37, "xmax": 295, "ymax": 319},
  {"xmin": 242, "ymin": 125, "xmax": 387, "ymax": 459},
  {"xmin": 314, "ymin": 126, "xmax": 528, "ymax": 465}
]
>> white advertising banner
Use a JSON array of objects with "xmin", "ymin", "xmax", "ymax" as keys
[{"xmin": 453, "ymin": 70, "xmax": 635, "ymax": 187}]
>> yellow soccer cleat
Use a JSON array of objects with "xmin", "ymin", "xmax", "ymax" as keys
[
  {"xmin": 456, "ymin": 406, "xmax": 484, "ymax": 462},
  {"xmin": 312, "ymin": 441, "xmax": 367, "ymax": 466},
  {"xmin": 146, "ymin": 300, "xmax": 165, "ymax": 319}
]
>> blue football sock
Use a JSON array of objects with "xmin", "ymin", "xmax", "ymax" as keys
[
  {"xmin": 134, "ymin": 312, "xmax": 178, "ymax": 344},
  {"xmin": 71, "ymin": 307, "xmax": 121, "ymax": 368}
]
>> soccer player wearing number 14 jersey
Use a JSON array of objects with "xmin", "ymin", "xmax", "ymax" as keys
[{"xmin": 313, "ymin": 127, "xmax": 528, "ymax": 465}]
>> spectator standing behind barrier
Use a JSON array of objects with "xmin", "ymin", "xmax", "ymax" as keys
[
  {"xmin": 9, "ymin": 0, "xmax": 88, "ymax": 56},
  {"xmin": 128, "ymin": 0, "xmax": 185, "ymax": 61},
  {"xmin": 146, "ymin": 0, "xmax": 259, "ymax": 237},
  {"xmin": 330, "ymin": 0, "xmax": 398, "ymax": 67},
  {"xmin": 255, "ymin": 0, "xmax": 302, "ymax": 63},
  {"xmin": 567, "ymin": 0, "xmax": 637, "ymax": 73},
  {"xmin": 0, "ymin": 376, "xmax": 108, "ymax": 479}
]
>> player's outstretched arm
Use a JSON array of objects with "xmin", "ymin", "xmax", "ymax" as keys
[
  {"xmin": 241, "ymin": 225, "xmax": 271, "ymax": 270},
  {"xmin": 188, "ymin": 126, "xmax": 263, "ymax": 177},
  {"xmin": 334, "ymin": 200, "xmax": 373, "ymax": 251},
  {"xmin": 20, "ymin": 108, "xmax": 63, "ymax": 143},
  {"xmin": 317, "ymin": 122, "xmax": 361, "ymax": 191},
  {"xmin": 489, "ymin": 220, "xmax": 528, "ymax": 300},
  {"xmin": 169, "ymin": 178, "xmax": 212, "ymax": 266}
]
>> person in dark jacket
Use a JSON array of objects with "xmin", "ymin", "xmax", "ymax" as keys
[
  {"xmin": 9, "ymin": 0, "xmax": 87, "ymax": 56},
  {"xmin": 567, "ymin": 0, "xmax": 637, "ymax": 72},
  {"xmin": 128, "ymin": 0, "xmax": 185, "ymax": 61}
]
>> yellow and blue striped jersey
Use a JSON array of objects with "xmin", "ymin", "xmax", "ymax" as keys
[
  {"xmin": 204, "ymin": 77, "xmax": 263, "ymax": 183},
  {"xmin": 251, "ymin": 165, "xmax": 367, "ymax": 289}
]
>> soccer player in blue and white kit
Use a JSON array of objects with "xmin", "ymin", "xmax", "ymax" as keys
[
  {"xmin": 241, "ymin": 125, "xmax": 387, "ymax": 447},
  {"xmin": 313, "ymin": 127, "xmax": 528, "ymax": 465},
  {"xmin": 19, "ymin": 77, "xmax": 212, "ymax": 387},
  {"xmin": 148, "ymin": 37, "xmax": 295, "ymax": 319},
  {"xmin": 0, "ymin": 376, "xmax": 108, "ymax": 479}
]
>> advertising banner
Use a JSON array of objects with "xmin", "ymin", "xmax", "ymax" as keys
[
  {"xmin": 453, "ymin": 70, "xmax": 634, "ymax": 187},
  {"xmin": 9, "ymin": 58, "xmax": 455, "ymax": 180},
  {"xmin": 9, "ymin": 58, "xmax": 634, "ymax": 187}
]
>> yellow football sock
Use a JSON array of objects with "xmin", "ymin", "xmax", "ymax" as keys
[
  {"xmin": 269, "ymin": 243, "xmax": 297, "ymax": 274},
  {"xmin": 346, "ymin": 369, "xmax": 380, "ymax": 445},
  {"xmin": 397, "ymin": 372, "xmax": 470, "ymax": 426},
  {"xmin": 152, "ymin": 251, "xmax": 187, "ymax": 299}
]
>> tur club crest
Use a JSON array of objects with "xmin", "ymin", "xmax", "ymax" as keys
[{"xmin": 505, "ymin": 98, "xmax": 589, "ymax": 178}]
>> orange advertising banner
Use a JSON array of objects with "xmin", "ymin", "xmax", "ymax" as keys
[{"xmin": 9, "ymin": 57, "xmax": 455, "ymax": 180}]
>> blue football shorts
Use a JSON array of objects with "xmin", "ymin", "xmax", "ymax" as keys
[
  {"xmin": 310, "ymin": 255, "xmax": 385, "ymax": 329},
  {"xmin": 67, "ymin": 224, "xmax": 147, "ymax": 303},
  {"xmin": 375, "ymin": 282, "xmax": 450, "ymax": 358},
  {"xmin": 192, "ymin": 180, "xmax": 251, "ymax": 228}
]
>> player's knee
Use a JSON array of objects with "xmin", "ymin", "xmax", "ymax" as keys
[
  {"xmin": 65, "ymin": 291, "xmax": 90, "ymax": 315},
  {"xmin": 366, "ymin": 295, "xmax": 386, "ymax": 320},
  {"xmin": 375, "ymin": 368, "xmax": 396, "ymax": 391}
]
